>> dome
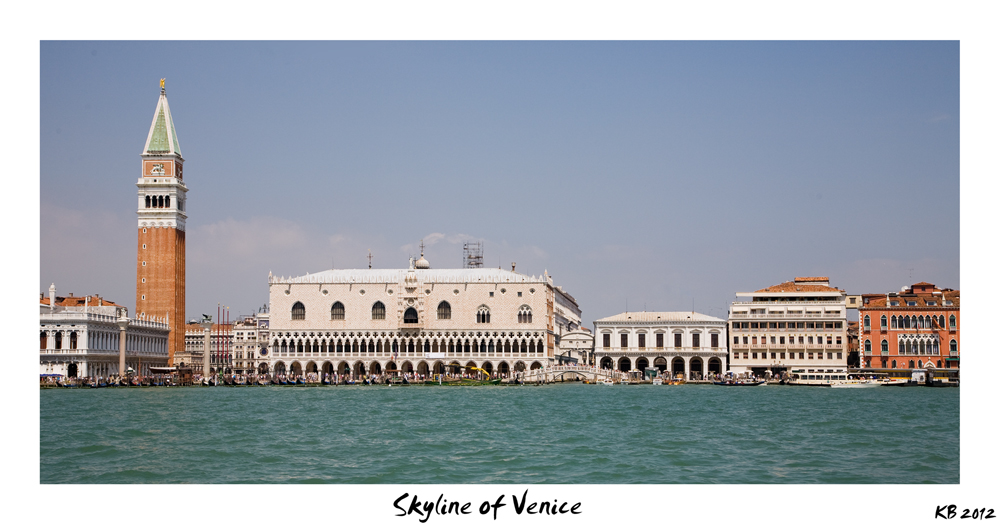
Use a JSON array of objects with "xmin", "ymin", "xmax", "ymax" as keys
[{"xmin": 415, "ymin": 255, "xmax": 430, "ymax": 269}]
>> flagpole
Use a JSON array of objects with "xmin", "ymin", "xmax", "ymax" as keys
[{"xmin": 216, "ymin": 303, "xmax": 220, "ymax": 377}]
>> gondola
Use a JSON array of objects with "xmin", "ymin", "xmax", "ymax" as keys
[{"xmin": 712, "ymin": 380, "xmax": 766, "ymax": 386}]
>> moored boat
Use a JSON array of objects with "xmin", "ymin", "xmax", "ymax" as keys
[
  {"xmin": 789, "ymin": 371, "xmax": 882, "ymax": 387},
  {"xmin": 829, "ymin": 380, "xmax": 882, "ymax": 388}
]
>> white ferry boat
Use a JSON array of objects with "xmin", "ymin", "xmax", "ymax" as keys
[
  {"xmin": 788, "ymin": 370, "xmax": 883, "ymax": 387},
  {"xmin": 652, "ymin": 377, "xmax": 663, "ymax": 385}
]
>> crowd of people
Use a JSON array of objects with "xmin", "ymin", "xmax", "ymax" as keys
[
  {"xmin": 40, "ymin": 373, "xmax": 177, "ymax": 388},
  {"xmin": 42, "ymin": 365, "xmax": 742, "ymax": 387}
]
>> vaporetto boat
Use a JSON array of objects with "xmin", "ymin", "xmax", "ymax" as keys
[{"xmin": 788, "ymin": 370, "xmax": 882, "ymax": 387}]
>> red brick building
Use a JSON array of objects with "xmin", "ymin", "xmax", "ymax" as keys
[
  {"xmin": 858, "ymin": 282, "xmax": 959, "ymax": 370},
  {"xmin": 135, "ymin": 80, "xmax": 187, "ymax": 364}
]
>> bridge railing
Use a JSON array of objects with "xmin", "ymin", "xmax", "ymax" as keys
[{"xmin": 520, "ymin": 365, "xmax": 628, "ymax": 381}]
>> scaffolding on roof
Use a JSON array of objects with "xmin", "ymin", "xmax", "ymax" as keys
[{"xmin": 463, "ymin": 241, "xmax": 483, "ymax": 269}]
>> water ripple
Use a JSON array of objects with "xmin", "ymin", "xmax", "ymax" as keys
[{"xmin": 41, "ymin": 384, "xmax": 958, "ymax": 483}]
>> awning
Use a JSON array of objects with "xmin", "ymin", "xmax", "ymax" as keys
[{"xmin": 945, "ymin": 357, "xmax": 960, "ymax": 361}]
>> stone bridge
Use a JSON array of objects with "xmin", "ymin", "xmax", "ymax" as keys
[{"xmin": 519, "ymin": 365, "xmax": 626, "ymax": 383}]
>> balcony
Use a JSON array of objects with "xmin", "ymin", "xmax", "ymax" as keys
[
  {"xmin": 731, "ymin": 300, "xmax": 844, "ymax": 306},
  {"xmin": 598, "ymin": 346, "xmax": 724, "ymax": 353}
]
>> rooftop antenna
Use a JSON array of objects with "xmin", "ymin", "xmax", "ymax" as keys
[
  {"xmin": 907, "ymin": 268, "xmax": 914, "ymax": 282},
  {"xmin": 368, "ymin": 249, "xmax": 372, "ymax": 269}
]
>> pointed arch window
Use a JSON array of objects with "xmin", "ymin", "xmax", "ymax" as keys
[
  {"xmin": 864, "ymin": 340, "xmax": 871, "ymax": 354},
  {"xmin": 404, "ymin": 307, "xmax": 418, "ymax": 324},
  {"xmin": 949, "ymin": 315, "xmax": 956, "ymax": 329},
  {"xmin": 881, "ymin": 340, "xmax": 888, "ymax": 353},
  {"xmin": 518, "ymin": 305, "xmax": 532, "ymax": 324},
  {"xmin": 330, "ymin": 301, "xmax": 345, "ymax": 320},
  {"xmin": 291, "ymin": 302, "xmax": 305, "ymax": 320},
  {"xmin": 949, "ymin": 340, "xmax": 957, "ymax": 354},
  {"xmin": 863, "ymin": 315, "xmax": 870, "ymax": 329},
  {"xmin": 437, "ymin": 301, "xmax": 451, "ymax": 320},
  {"xmin": 477, "ymin": 306, "xmax": 491, "ymax": 324},
  {"xmin": 891, "ymin": 316, "xmax": 897, "ymax": 329},
  {"xmin": 372, "ymin": 301, "xmax": 386, "ymax": 320},
  {"xmin": 880, "ymin": 315, "xmax": 887, "ymax": 329}
]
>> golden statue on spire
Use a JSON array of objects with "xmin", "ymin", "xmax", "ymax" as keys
[{"xmin": 160, "ymin": 78, "xmax": 165, "ymax": 90}]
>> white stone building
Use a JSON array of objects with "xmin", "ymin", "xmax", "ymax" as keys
[
  {"xmin": 593, "ymin": 311, "xmax": 727, "ymax": 380},
  {"xmin": 556, "ymin": 328, "xmax": 594, "ymax": 365},
  {"xmin": 552, "ymin": 285, "xmax": 582, "ymax": 343},
  {"xmin": 178, "ymin": 312, "xmax": 270, "ymax": 375},
  {"xmin": 728, "ymin": 277, "xmax": 849, "ymax": 376},
  {"xmin": 265, "ymin": 254, "xmax": 562, "ymax": 378},
  {"xmin": 233, "ymin": 313, "xmax": 269, "ymax": 374},
  {"xmin": 39, "ymin": 284, "xmax": 169, "ymax": 377}
]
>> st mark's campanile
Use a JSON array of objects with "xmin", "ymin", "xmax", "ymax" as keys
[{"xmin": 136, "ymin": 79, "xmax": 187, "ymax": 365}]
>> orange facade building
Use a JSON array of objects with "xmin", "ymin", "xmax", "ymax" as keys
[
  {"xmin": 135, "ymin": 81, "xmax": 187, "ymax": 364},
  {"xmin": 858, "ymin": 282, "xmax": 959, "ymax": 370}
]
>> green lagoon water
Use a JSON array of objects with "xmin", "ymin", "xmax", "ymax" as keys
[{"xmin": 40, "ymin": 383, "xmax": 958, "ymax": 483}]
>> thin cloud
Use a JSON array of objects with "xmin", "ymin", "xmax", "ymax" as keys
[{"xmin": 191, "ymin": 216, "xmax": 310, "ymax": 263}]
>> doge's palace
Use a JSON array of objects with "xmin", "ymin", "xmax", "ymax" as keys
[{"xmin": 265, "ymin": 252, "xmax": 565, "ymax": 378}]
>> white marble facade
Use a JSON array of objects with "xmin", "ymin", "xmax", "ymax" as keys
[
  {"xmin": 40, "ymin": 284, "xmax": 169, "ymax": 378},
  {"xmin": 265, "ymin": 256, "xmax": 564, "ymax": 378},
  {"xmin": 593, "ymin": 311, "xmax": 727, "ymax": 380}
]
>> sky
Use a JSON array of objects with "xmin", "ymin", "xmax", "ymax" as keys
[{"xmin": 40, "ymin": 41, "xmax": 959, "ymax": 324}]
